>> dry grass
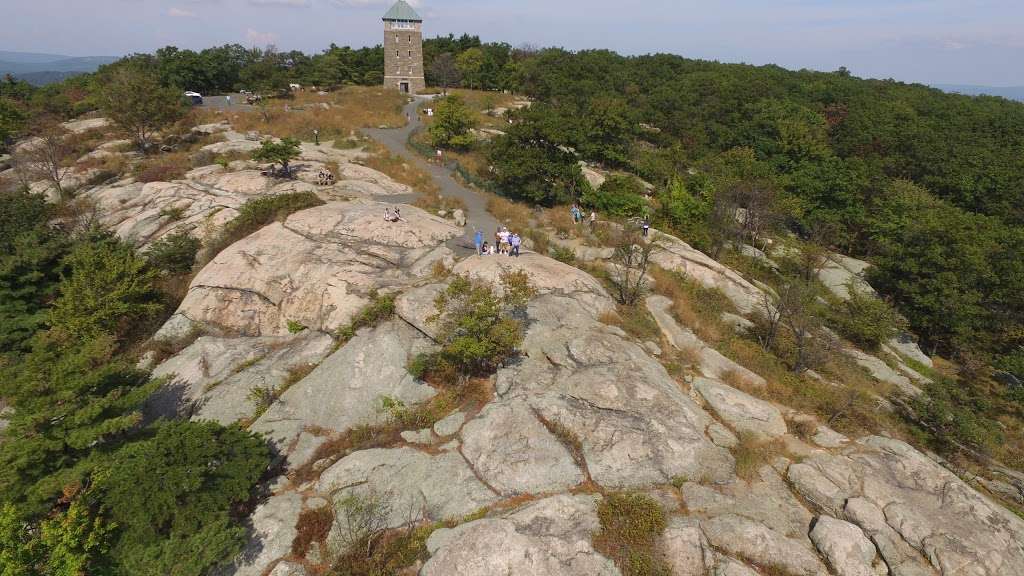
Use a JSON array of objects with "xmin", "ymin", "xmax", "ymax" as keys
[
  {"xmin": 134, "ymin": 151, "xmax": 191, "ymax": 183},
  {"xmin": 721, "ymin": 337, "xmax": 898, "ymax": 437},
  {"xmin": 535, "ymin": 413, "xmax": 588, "ymax": 476},
  {"xmin": 280, "ymin": 363, "xmax": 317, "ymax": 395},
  {"xmin": 444, "ymin": 88, "xmax": 518, "ymax": 128},
  {"xmin": 542, "ymin": 206, "xmax": 579, "ymax": 239},
  {"xmin": 413, "ymin": 187, "xmax": 466, "ymax": 215},
  {"xmin": 194, "ymin": 86, "xmax": 407, "ymax": 142},
  {"xmin": 593, "ymin": 492, "xmax": 672, "ymax": 576},
  {"xmin": 720, "ymin": 368, "xmax": 761, "ymax": 392},
  {"xmin": 292, "ymin": 505, "xmax": 334, "ymax": 557},
  {"xmin": 485, "ymin": 192, "xmax": 533, "ymax": 231},
  {"xmin": 649, "ymin": 266, "xmax": 731, "ymax": 344},
  {"xmin": 788, "ymin": 415, "xmax": 820, "ymax": 441},
  {"xmin": 362, "ymin": 141, "xmax": 440, "ymax": 193},
  {"xmin": 76, "ymin": 153, "xmax": 128, "ymax": 184},
  {"xmin": 606, "ymin": 304, "xmax": 662, "ymax": 342},
  {"xmin": 731, "ymin": 432, "xmax": 785, "ymax": 480}
]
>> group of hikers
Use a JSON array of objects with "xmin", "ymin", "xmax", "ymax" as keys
[
  {"xmin": 474, "ymin": 226, "xmax": 523, "ymax": 257},
  {"xmin": 317, "ymin": 167, "xmax": 335, "ymax": 186},
  {"xmin": 383, "ymin": 206, "xmax": 405, "ymax": 222},
  {"xmin": 570, "ymin": 203, "xmax": 597, "ymax": 228}
]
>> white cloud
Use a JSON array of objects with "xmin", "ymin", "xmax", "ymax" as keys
[
  {"xmin": 249, "ymin": 0, "xmax": 310, "ymax": 6},
  {"xmin": 246, "ymin": 28, "xmax": 280, "ymax": 45},
  {"xmin": 167, "ymin": 7, "xmax": 197, "ymax": 17},
  {"xmin": 331, "ymin": 0, "xmax": 421, "ymax": 7}
]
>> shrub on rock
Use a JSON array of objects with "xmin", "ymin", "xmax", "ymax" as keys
[
  {"xmin": 424, "ymin": 271, "xmax": 535, "ymax": 379},
  {"xmin": 97, "ymin": 420, "xmax": 270, "ymax": 576}
]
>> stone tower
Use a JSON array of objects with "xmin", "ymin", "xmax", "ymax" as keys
[{"xmin": 383, "ymin": 0, "xmax": 425, "ymax": 94}]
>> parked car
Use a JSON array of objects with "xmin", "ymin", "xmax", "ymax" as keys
[{"xmin": 184, "ymin": 91, "xmax": 203, "ymax": 105}]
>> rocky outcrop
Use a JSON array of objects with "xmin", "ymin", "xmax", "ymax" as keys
[
  {"xmin": 251, "ymin": 320, "xmax": 436, "ymax": 456},
  {"xmin": 646, "ymin": 295, "xmax": 767, "ymax": 387},
  {"xmin": 61, "ymin": 117, "xmax": 111, "ymax": 134},
  {"xmin": 886, "ymin": 333, "xmax": 933, "ymax": 368},
  {"xmin": 459, "ymin": 400, "xmax": 584, "ymax": 495},
  {"xmin": 789, "ymin": 435, "xmax": 1024, "ymax": 575},
  {"xmin": 492, "ymin": 295, "xmax": 736, "ymax": 488},
  {"xmin": 452, "ymin": 253, "xmax": 616, "ymax": 318},
  {"xmin": 79, "ymin": 171, "xmax": 273, "ymax": 248},
  {"xmin": 106, "ymin": 121, "xmax": 1024, "ymax": 576},
  {"xmin": 703, "ymin": 514, "xmax": 828, "ymax": 575},
  {"xmin": 817, "ymin": 253, "xmax": 876, "ymax": 301},
  {"xmin": 845, "ymin": 348, "xmax": 922, "ymax": 396},
  {"xmin": 651, "ymin": 232, "xmax": 766, "ymax": 315},
  {"xmin": 692, "ymin": 377, "xmax": 788, "ymax": 440},
  {"xmin": 317, "ymin": 447, "xmax": 499, "ymax": 531},
  {"xmin": 149, "ymin": 332, "xmax": 333, "ymax": 423},
  {"xmin": 220, "ymin": 492, "xmax": 303, "ymax": 576},
  {"xmin": 422, "ymin": 494, "xmax": 619, "ymax": 576},
  {"xmin": 810, "ymin": 515, "xmax": 883, "ymax": 576},
  {"xmin": 168, "ymin": 200, "xmax": 459, "ymax": 336}
]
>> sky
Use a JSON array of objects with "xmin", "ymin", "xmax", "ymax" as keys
[{"xmin": 3, "ymin": 0, "xmax": 1023, "ymax": 86}]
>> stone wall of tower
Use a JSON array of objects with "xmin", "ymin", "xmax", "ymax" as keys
[{"xmin": 383, "ymin": 20, "xmax": 425, "ymax": 93}]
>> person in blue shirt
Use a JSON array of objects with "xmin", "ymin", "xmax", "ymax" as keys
[
  {"xmin": 474, "ymin": 228, "xmax": 483, "ymax": 254},
  {"xmin": 510, "ymin": 233, "xmax": 522, "ymax": 257}
]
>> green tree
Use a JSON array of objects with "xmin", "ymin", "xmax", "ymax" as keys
[
  {"xmin": 37, "ymin": 499, "xmax": 115, "ymax": 576},
  {"xmin": 0, "ymin": 332, "xmax": 158, "ymax": 512},
  {"xmin": 252, "ymin": 137, "xmax": 301, "ymax": 176},
  {"xmin": 48, "ymin": 232, "xmax": 162, "ymax": 343},
  {"xmin": 577, "ymin": 96, "xmax": 636, "ymax": 167},
  {"xmin": 96, "ymin": 65, "xmax": 185, "ymax": 152},
  {"xmin": 455, "ymin": 48, "xmax": 484, "ymax": 90},
  {"xmin": 583, "ymin": 174, "xmax": 648, "ymax": 218},
  {"xmin": 428, "ymin": 95, "xmax": 477, "ymax": 150},
  {"xmin": 866, "ymin": 180, "xmax": 1005, "ymax": 356},
  {"xmin": 145, "ymin": 231, "xmax": 200, "ymax": 275},
  {"xmin": 488, "ymin": 105, "xmax": 587, "ymax": 205},
  {"xmin": 0, "ymin": 499, "xmax": 114, "ymax": 576},
  {"xmin": 428, "ymin": 52, "xmax": 461, "ymax": 94},
  {"xmin": 0, "ymin": 503, "xmax": 42, "ymax": 576},
  {"xmin": 238, "ymin": 47, "xmax": 289, "ymax": 94},
  {"xmin": 655, "ymin": 177, "xmax": 710, "ymax": 248},
  {"xmin": 0, "ymin": 96, "xmax": 27, "ymax": 151},
  {"xmin": 0, "ymin": 190, "xmax": 69, "ymax": 353},
  {"xmin": 97, "ymin": 421, "xmax": 269, "ymax": 576},
  {"xmin": 828, "ymin": 283, "xmax": 906, "ymax": 350},
  {"xmin": 428, "ymin": 272, "xmax": 534, "ymax": 377}
]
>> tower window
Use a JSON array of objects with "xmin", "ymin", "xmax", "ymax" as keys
[
  {"xmin": 396, "ymin": 50, "xmax": 400, "ymax": 58},
  {"xmin": 408, "ymin": 50, "xmax": 412, "ymax": 57}
]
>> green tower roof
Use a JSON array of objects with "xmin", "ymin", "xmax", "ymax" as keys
[{"xmin": 383, "ymin": 0, "xmax": 421, "ymax": 22}]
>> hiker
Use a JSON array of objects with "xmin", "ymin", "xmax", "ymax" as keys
[
  {"xmin": 474, "ymin": 229, "xmax": 483, "ymax": 254},
  {"xmin": 226, "ymin": 94, "xmax": 232, "ymax": 107},
  {"xmin": 495, "ymin": 228, "xmax": 503, "ymax": 253},
  {"xmin": 393, "ymin": 207, "xmax": 404, "ymax": 222},
  {"xmin": 589, "ymin": 210, "xmax": 597, "ymax": 229},
  {"xmin": 498, "ymin": 228, "xmax": 510, "ymax": 254},
  {"xmin": 570, "ymin": 204, "xmax": 580, "ymax": 223},
  {"xmin": 436, "ymin": 149, "xmax": 443, "ymax": 165},
  {"xmin": 642, "ymin": 218, "xmax": 650, "ymax": 237},
  {"xmin": 481, "ymin": 241, "xmax": 490, "ymax": 255},
  {"xmin": 510, "ymin": 233, "xmax": 522, "ymax": 257},
  {"xmin": 384, "ymin": 207, "xmax": 392, "ymax": 222}
]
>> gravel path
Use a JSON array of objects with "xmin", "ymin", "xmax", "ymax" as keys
[{"xmin": 364, "ymin": 97, "xmax": 501, "ymax": 255}]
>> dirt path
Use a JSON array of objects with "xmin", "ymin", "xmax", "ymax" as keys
[{"xmin": 364, "ymin": 97, "xmax": 501, "ymax": 255}]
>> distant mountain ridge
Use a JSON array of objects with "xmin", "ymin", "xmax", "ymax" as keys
[
  {"xmin": 0, "ymin": 50, "xmax": 118, "ymax": 85},
  {"xmin": 933, "ymin": 84, "xmax": 1024, "ymax": 102}
]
